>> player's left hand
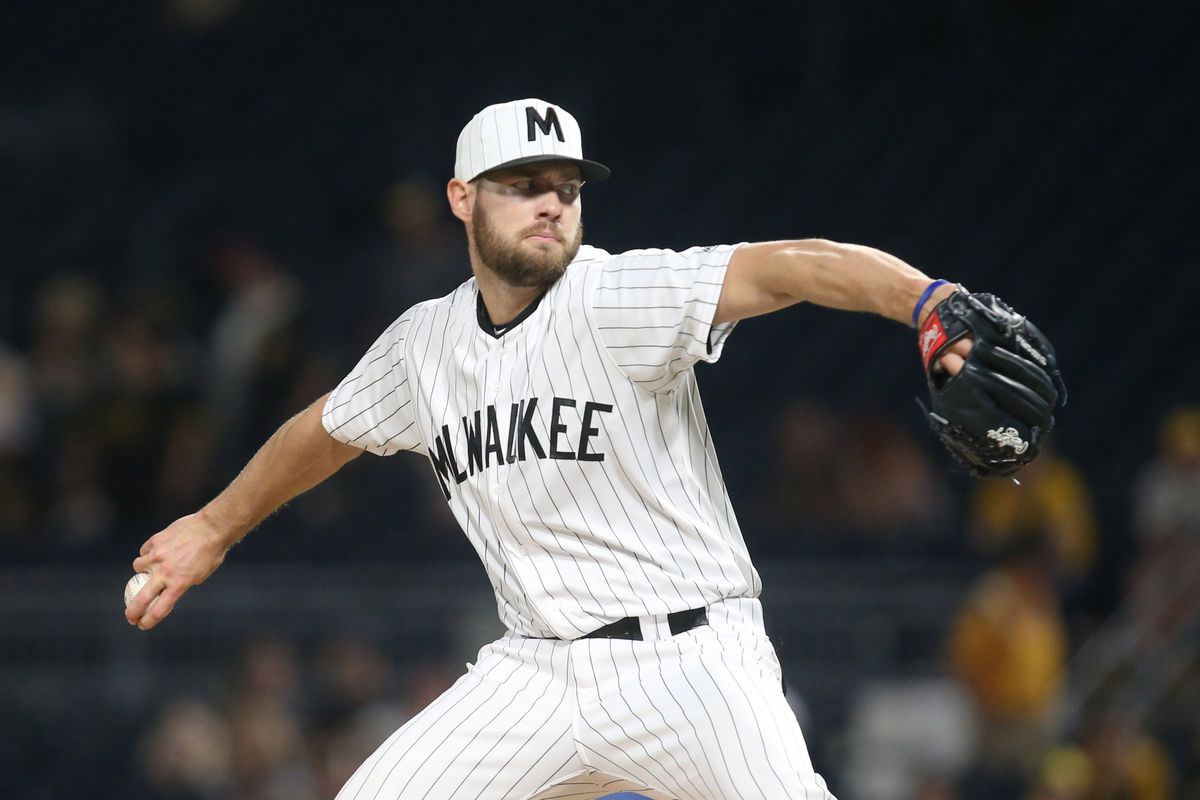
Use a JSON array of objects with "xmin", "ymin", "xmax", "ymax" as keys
[
  {"xmin": 932, "ymin": 337, "xmax": 972, "ymax": 377},
  {"xmin": 917, "ymin": 288, "xmax": 1066, "ymax": 477}
]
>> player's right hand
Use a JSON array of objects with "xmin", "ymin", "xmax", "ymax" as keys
[{"xmin": 126, "ymin": 511, "xmax": 230, "ymax": 630}]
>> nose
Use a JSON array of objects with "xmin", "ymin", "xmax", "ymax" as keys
[{"xmin": 534, "ymin": 188, "xmax": 563, "ymax": 221}]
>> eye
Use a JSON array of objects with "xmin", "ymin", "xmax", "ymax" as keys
[
  {"xmin": 512, "ymin": 180, "xmax": 535, "ymax": 192},
  {"xmin": 555, "ymin": 182, "xmax": 582, "ymax": 201}
]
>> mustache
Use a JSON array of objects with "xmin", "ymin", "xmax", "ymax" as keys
[{"xmin": 521, "ymin": 224, "xmax": 563, "ymax": 243}]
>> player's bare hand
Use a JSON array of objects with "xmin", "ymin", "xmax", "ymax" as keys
[
  {"xmin": 933, "ymin": 337, "xmax": 973, "ymax": 377},
  {"xmin": 126, "ymin": 511, "xmax": 230, "ymax": 630}
]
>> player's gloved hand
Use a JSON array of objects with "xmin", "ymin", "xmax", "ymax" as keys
[
  {"xmin": 126, "ymin": 511, "xmax": 230, "ymax": 630},
  {"xmin": 917, "ymin": 288, "xmax": 1067, "ymax": 477}
]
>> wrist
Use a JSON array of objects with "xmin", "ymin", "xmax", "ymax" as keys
[
  {"xmin": 913, "ymin": 280, "xmax": 957, "ymax": 328},
  {"xmin": 197, "ymin": 503, "xmax": 246, "ymax": 549}
]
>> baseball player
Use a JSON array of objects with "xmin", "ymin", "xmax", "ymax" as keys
[{"xmin": 127, "ymin": 99, "xmax": 1064, "ymax": 799}]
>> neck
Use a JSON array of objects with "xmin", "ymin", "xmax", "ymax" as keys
[{"xmin": 472, "ymin": 259, "xmax": 546, "ymax": 326}]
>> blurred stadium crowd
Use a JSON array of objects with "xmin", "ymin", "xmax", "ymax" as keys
[
  {"xmin": 0, "ymin": 221, "xmax": 466, "ymax": 563},
  {"xmin": 2, "ymin": 0, "xmax": 1197, "ymax": 798},
  {"xmin": 1, "ymin": 250, "xmax": 1197, "ymax": 797}
]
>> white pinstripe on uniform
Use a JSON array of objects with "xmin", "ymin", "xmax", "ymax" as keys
[
  {"xmin": 323, "ymin": 245, "xmax": 762, "ymax": 640},
  {"xmin": 321, "ymin": 96, "xmax": 837, "ymax": 798},
  {"xmin": 332, "ymin": 599, "xmax": 833, "ymax": 800}
]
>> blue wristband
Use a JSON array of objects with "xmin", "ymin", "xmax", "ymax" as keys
[{"xmin": 912, "ymin": 279, "xmax": 949, "ymax": 328}]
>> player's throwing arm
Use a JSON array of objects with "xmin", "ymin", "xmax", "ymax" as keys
[{"xmin": 124, "ymin": 395, "xmax": 361, "ymax": 629}]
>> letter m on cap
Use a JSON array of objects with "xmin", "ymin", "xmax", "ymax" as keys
[{"xmin": 526, "ymin": 106, "xmax": 565, "ymax": 143}]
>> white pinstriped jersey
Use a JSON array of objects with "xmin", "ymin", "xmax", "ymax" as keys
[{"xmin": 322, "ymin": 243, "xmax": 762, "ymax": 639}]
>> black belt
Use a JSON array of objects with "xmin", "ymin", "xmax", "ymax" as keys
[{"xmin": 582, "ymin": 607, "xmax": 708, "ymax": 640}]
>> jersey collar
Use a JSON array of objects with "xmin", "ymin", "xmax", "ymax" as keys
[{"xmin": 476, "ymin": 286, "xmax": 549, "ymax": 339}]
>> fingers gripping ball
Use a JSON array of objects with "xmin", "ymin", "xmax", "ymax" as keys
[
  {"xmin": 918, "ymin": 289, "xmax": 1067, "ymax": 477},
  {"xmin": 124, "ymin": 572, "xmax": 151, "ymax": 608}
]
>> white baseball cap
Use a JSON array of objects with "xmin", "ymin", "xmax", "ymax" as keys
[{"xmin": 454, "ymin": 98, "xmax": 611, "ymax": 183}]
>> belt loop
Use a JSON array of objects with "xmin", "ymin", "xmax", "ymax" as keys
[{"xmin": 638, "ymin": 614, "xmax": 671, "ymax": 641}]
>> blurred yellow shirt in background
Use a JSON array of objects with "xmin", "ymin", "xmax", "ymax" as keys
[
  {"xmin": 951, "ymin": 570, "xmax": 1068, "ymax": 719},
  {"xmin": 970, "ymin": 453, "xmax": 1099, "ymax": 576}
]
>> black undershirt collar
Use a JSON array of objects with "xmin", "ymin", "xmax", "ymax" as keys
[{"xmin": 476, "ymin": 287, "xmax": 549, "ymax": 338}]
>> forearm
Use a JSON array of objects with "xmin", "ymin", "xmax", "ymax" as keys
[
  {"xmin": 720, "ymin": 239, "xmax": 955, "ymax": 327},
  {"xmin": 787, "ymin": 240, "xmax": 931, "ymax": 323},
  {"xmin": 200, "ymin": 393, "xmax": 361, "ymax": 547}
]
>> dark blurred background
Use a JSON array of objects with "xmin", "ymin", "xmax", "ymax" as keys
[{"xmin": 1, "ymin": 1, "xmax": 1197, "ymax": 798}]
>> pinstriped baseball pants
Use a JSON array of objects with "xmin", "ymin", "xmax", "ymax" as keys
[{"xmin": 335, "ymin": 598, "xmax": 837, "ymax": 800}]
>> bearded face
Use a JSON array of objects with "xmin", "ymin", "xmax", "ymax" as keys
[{"xmin": 469, "ymin": 181, "xmax": 584, "ymax": 289}]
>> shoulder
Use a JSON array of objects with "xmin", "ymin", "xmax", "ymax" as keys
[
  {"xmin": 561, "ymin": 243, "xmax": 731, "ymax": 273},
  {"xmin": 550, "ymin": 245, "xmax": 611, "ymax": 300},
  {"xmin": 600, "ymin": 244, "xmax": 742, "ymax": 274},
  {"xmin": 561, "ymin": 244, "xmax": 611, "ymax": 276},
  {"xmin": 403, "ymin": 278, "xmax": 477, "ymax": 324},
  {"xmin": 554, "ymin": 243, "xmax": 742, "ymax": 285},
  {"xmin": 369, "ymin": 279, "xmax": 476, "ymax": 352}
]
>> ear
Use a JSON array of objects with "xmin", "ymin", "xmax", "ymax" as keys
[{"xmin": 447, "ymin": 179, "xmax": 473, "ymax": 224}]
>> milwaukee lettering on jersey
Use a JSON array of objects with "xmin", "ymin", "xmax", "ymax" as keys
[
  {"xmin": 429, "ymin": 396, "xmax": 613, "ymax": 499},
  {"xmin": 321, "ymin": 243, "xmax": 756, "ymax": 642}
]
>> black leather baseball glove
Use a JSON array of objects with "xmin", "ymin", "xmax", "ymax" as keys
[{"xmin": 918, "ymin": 288, "xmax": 1067, "ymax": 477}]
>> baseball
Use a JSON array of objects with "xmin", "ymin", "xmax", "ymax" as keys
[{"xmin": 124, "ymin": 572, "xmax": 150, "ymax": 608}]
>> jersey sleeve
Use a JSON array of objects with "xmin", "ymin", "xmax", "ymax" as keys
[
  {"xmin": 591, "ymin": 243, "xmax": 743, "ymax": 393},
  {"xmin": 322, "ymin": 312, "xmax": 424, "ymax": 456}
]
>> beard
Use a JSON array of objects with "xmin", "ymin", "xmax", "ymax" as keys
[{"xmin": 471, "ymin": 202, "xmax": 583, "ymax": 288}]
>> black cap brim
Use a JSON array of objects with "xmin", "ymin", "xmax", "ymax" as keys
[{"xmin": 473, "ymin": 155, "xmax": 611, "ymax": 183}]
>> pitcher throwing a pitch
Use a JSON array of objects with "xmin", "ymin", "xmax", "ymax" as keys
[{"xmin": 127, "ymin": 99, "xmax": 1065, "ymax": 799}]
